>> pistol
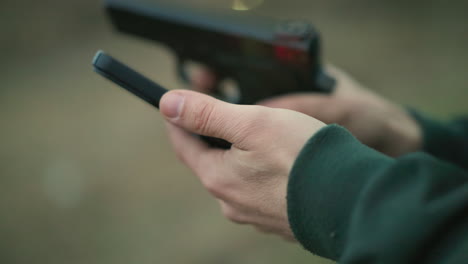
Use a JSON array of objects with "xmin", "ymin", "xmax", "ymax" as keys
[{"xmin": 104, "ymin": 0, "xmax": 335, "ymax": 104}]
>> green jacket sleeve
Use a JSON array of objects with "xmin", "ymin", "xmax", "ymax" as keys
[
  {"xmin": 411, "ymin": 112, "xmax": 468, "ymax": 169},
  {"xmin": 287, "ymin": 125, "xmax": 468, "ymax": 263}
]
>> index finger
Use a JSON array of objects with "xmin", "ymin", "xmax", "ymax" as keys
[{"xmin": 189, "ymin": 65, "xmax": 219, "ymax": 93}]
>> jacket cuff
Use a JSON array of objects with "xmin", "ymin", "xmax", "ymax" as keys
[
  {"xmin": 409, "ymin": 111, "xmax": 468, "ymax": 165},
  {"xmin": 287, "ymin": 125, "xmax": 394, "ymax": 260}
]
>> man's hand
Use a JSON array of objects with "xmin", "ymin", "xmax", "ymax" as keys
[
  {"xmin": 160, "ymin": 90, "xmax": 325, "ymax": 240},
  {"xmin": 192, "ymin": 66, "xmax": 422, "ymax": 157}
]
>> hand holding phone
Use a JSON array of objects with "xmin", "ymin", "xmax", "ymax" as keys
[{"xmin": 92, "ymin": 50, "xmax": 231, "ymax": 149}]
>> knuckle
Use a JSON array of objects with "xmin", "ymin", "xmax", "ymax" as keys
[
  {"xmin": 172, "ymin": 144, "xmax": 189, "ymax": 165},
  {"xmin": 221, "ymin": 206, "xmax": 247, "ymax": 224},
  {"xmin": 175, "ymin": 149, "xmax": 185, "ymax": 163},
  {"xmin": 203, "ymin": 174, "xmax": 234, "ymax": 201},
  {"xmin": 174, "ymin": 150, "xmax": 186, "ymax": 163},
  {"xmin": 192, "ymin": 102, "xmax": 216, "ymax": 134},
  {"xmin": 204, "ymin": 178, "xmax": 225, "ymax": 199}
]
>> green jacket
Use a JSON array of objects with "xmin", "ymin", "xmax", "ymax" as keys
[{"xmin": 287, "ymin": 113, "xmax": 468, "ymax": 263}]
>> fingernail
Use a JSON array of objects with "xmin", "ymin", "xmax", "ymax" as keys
[{"xmin": 162, "ymin": 93, "xmax": 184, "ymax": 119}]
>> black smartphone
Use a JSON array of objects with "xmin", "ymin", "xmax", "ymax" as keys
[{"xmin": 92, "ymin": 50, "xmax": 231, "ymax": 149}]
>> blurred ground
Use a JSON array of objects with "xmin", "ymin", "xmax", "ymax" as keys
[{"xmin": 0, "ymin": 0, "xmax": 467, "ymax": 264}]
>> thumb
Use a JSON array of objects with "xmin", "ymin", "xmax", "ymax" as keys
[{"xmin": 160, "ymin": 90, "xmax": 264, "ymax": 149}]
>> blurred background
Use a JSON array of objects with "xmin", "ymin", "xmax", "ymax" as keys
[{"xmin": 1, "ymin": 0, "xmax": 467, "ymax": 263}]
